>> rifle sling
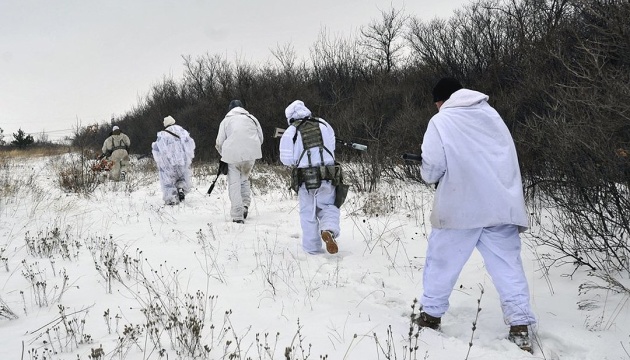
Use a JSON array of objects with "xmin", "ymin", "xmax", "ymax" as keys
[{"xmin": 163, "ymin": 129, "xmax": 180, "ymax": 139}]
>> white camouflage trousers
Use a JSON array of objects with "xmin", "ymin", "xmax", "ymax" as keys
[
  {"xmin": 421, "ymin": 224, "xmax": 536, "ymax": 326},
  {"xmin": 298, "ymin": 181, "xmax": 340, "ymax": 254},
  {"xmin": 157, "ymin": 165, "xmax": 192, "ymax": 204},
  {"xmin": 227, "ymin": 160, "xmax": 255, "ymax": 221},
  {"xmin": 109, "ymin": 149, "xmax": 129, "ymax": 181}
]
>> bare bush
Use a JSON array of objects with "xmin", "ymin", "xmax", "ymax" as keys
[
  {"xmin": 0, "ymin": 296, "xmax": 18, "ymax": 320},
  {"xmin": 55, "ymin": 152, "xmax": 102, "ymax": 194},
  {"xmin": 526, "ymin": 0, "xmax": 630, "ymax": 277}
]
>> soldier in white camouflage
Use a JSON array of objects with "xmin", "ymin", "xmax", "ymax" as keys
[
  {"xmin": 101, "ymin": 125, "xmax": 130, "ymax": 181},
  {"xmin": 279, "ymin": 100, "xmax": 341, "ymax": 255}
]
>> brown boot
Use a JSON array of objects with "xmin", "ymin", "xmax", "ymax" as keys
[
  {"xmin": 508, "ymin": 325, "xmax": 532, "ymax": 353},
  {"xmin": 321, "ymin": 230, "xmax": 338, "ymax": 254},
  {"xmin": 413, "ymin": 311, "xmax": 441, "ymax": 330}
]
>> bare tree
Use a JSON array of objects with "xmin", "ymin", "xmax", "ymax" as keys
[
  {"xmin": 271, "ymin": 42, "xmax": 298, "ymax": 73},
  {"xmin": 310, "ymin": 28, "xmax": 365, "ymax": 106},
  {"xmin": 182, "ymin": 54, "xmax": 210, "ymax": 101},
  {"xmin": 406, "ymin": 16, "xmax": 466, "ymax": 78},
  {"xmin": 359, "ymin": 6, "xmax": 408, "ymax": 72}
]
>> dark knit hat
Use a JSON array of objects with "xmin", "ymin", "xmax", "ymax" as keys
[
  {"xmin": 228, "ymin": 100, "xmax": 243, "ymax": 111},
  {"xmin": 432, "ymin": 77, "xmax": 463, "ymax": 102}
]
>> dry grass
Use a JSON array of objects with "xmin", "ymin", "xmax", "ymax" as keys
[{"xmin": 0, "ymin": 145, "xmax": 73, "ymax": 159}]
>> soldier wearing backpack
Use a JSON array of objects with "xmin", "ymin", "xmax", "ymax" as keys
[
  {"xmin": 279, "ymin": 100, "xmax": 340, "ymax": 254},
  {"xmin": 101, "ymin": 125, "xmax": 130, "ymax": 181}
]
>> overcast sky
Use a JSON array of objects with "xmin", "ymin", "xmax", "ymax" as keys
[{"xmin": 0, "ymin": 0, "xmax": 469, "ymax": 142}]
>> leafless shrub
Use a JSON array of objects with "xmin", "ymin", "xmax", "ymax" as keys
[
  {"xmin": 526, "ymin": 1, "xmax": 630, "ymax": 282},
  {"xmin": 578, "ymin": 272, "xmax": 630, "ymax": 331},
  {"xmin": 24, "ymin": 227, "xmax": 81, "ymax": 261},
  {"xmin": 25, "ymin": 305, "xmax": 93, "ymax": 355},
  {"xmin": 55, "ymin": 152, "xmax": 102, "ymax": 194},
  {"xmin": 85, "ymin": 235, "xmax": 123, "ymax": 294},
  {"xmin": 0, "ymin": 295, "xmax": 18, "ymax": 320},
  {"xmin": 0, "ymin": 246, "xmax": 8, "ymax": 272}
]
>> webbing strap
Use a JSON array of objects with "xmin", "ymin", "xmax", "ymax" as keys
[
  {"xmin": 110, "ymin": 137, "xmax": 129, "ymax": 152},
  {"xmin": 292, "ymin": 117, "xmax": 334, "ymax": 166},
  {"xmin": 163, "ymin": 129, "xmax": 180, "ymax": 139}
]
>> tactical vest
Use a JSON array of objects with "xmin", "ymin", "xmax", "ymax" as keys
[
  {"xmin": 109, "ymin": 136, "xmax": 129, "ymax": 152},
  {"xmin": 290, "ymin": 118, "xmax": 342, "ymax": 191}
]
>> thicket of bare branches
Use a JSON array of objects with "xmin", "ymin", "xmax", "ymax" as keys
[
  {"xmin": 70, "ymin": 0, "xmax": 629, "ymax": 278},
  {"xmin": 524, "ymin": 0, "xmax": 630, "ymax": 276}
]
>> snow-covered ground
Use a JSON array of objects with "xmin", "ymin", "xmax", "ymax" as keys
[{"xmin": 0, "ymin": 154, "xmax": 628, "ymax": 359}]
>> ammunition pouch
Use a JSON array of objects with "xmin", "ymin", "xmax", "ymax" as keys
[
  {"xmin": 334, "ymin": 183, "xmax": 349, "ymax": 208},
  {"xmin": 330, "ymin": 163, "xmax": 348, "ymax": 208},
  {"xmin": 290, "ymin": 163, "xmax": 349, "ymax": 208},
  {"xmin": 291, "ymin": 166, "xmax": 321, "ymax": 192}
]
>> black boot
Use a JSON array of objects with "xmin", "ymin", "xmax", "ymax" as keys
[
  {"xmin": 413, "ymin": 311, "xmax": 441, "ymax": 330},
  {"xmin": 508, "ymin": 325, "xmax": 532, "ymax": 353},
  {"xmin": 243, "ymin": 206, "xmax": 248, "ymax": 219},
  {"xmin": 178, "ymin": 188, "xmax": 185, "ymax": 201}
]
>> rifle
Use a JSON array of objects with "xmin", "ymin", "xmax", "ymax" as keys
[
  {"xmin": 207, "ymin": 173, "xmax": 220, "ymax": 195},
  {"xmin": 402, "ymin": 153, "xmax": 440, "ymax": 188},
  {"xmin": 207, "ymin": 161, "xmax": 228, "ymax": 195},
  {"xmin": 273, "ymin": 127, "xmax": 368, "ymax": 152}
]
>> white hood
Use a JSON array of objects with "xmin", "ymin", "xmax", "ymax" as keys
[
  {"xmin": 440, "ymin": 89, "xmax": 489, "ymax": 110},
  {"xmin": 285, "ymin": 100, "xmax": 312, "ymax": 125}
]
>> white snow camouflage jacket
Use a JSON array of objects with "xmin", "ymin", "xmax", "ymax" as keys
[
  {"xmin": 279, "ymin": 118, "xmax": 336, "ymax": 168},
  {"xmin": 151, "ymin": 125, "xmax": 196, "ymax": 169},
  {"xmin": 102, "ymin": 133, "xmax": 130, "ymax": 155},
  {"xmin": 215, "ymin": 107, "xmax": 264, "ymax": 163},
  {"xmin": 420, "ymin": 88, "xmax": 529, "ymax": 231}
]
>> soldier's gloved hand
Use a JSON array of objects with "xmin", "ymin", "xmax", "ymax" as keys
[{"xmin": 402, "ymin": 153, "xmax": 422, "ymax": 162}]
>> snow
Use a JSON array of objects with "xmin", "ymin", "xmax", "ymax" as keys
[{"xmin": 1, "ymin": 154, "xmax": 628, "ymax": 359}]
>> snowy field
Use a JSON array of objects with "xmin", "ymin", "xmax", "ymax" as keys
[{"xmin": 0, "ymin": 154, "xmax": 628, "ymax": 359}]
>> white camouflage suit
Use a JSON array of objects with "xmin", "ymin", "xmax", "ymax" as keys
[
  {"xmin": 151, "ymin": 116, "xmax": 196, "ymax": 205},
  {"xmin": 420, "ymin": 87, "xmax": 536, "ymax": 326},
  {"xmin": 279, "ymin": 100, "xmax": 340, "ymax": 254},
  {"xmin": 215, "ymin": 104, "xmax": 264, "ymax": 222},
  {"xmin": 101, "ymin": 127, "xmax": 130, "ymax": 181}
]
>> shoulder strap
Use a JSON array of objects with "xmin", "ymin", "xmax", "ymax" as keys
[
  {"xmin": 244, "ymin": 113, "xmax": 258, "ymax": 126},
  {"xmin": 292, "ymin": 117, "xmax": 326, "ymax": 143},
  {"xmin": 291, "ymin": 117, "xmax": 334, "ymax": 166},
  {"xmin": 163, "ymin": 129, "xmax": 180, "ymax": 139}
]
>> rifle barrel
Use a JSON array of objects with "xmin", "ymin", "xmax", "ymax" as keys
[{"xmin": 337, "ymin": 139, "xmax": 367, "ymax": 151}]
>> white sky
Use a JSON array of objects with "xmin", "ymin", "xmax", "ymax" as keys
[{"xmin": 0, "ymin": 0, "xmax": 468, "ymax": 142}]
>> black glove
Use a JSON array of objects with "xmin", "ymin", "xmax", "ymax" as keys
[
  {"xmin": 402, "ymin": 153, "xmax": 422, "ymax": 162},
  {"xmin": 218, "ymin": 160, "xmax": 228, "ymax": 175}
]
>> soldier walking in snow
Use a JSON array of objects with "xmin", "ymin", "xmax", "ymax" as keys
[
  {"xmin": 151, "ymin": 115, "xmax": 196, "ymax": 205},
  {"xmin": 415, "ymin": 78, "xmax": 536, "ymax": 353},
  {"xmin": 101, "ymin": 125, "xmax": 130, "ymax": 181},
  {"xmin": 215, "ymin": 100, "xmax": 264, "ymax": 224},
  {"xmin": 279, "ymin": 100, "xmax": 340, "ymax": 254}
]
